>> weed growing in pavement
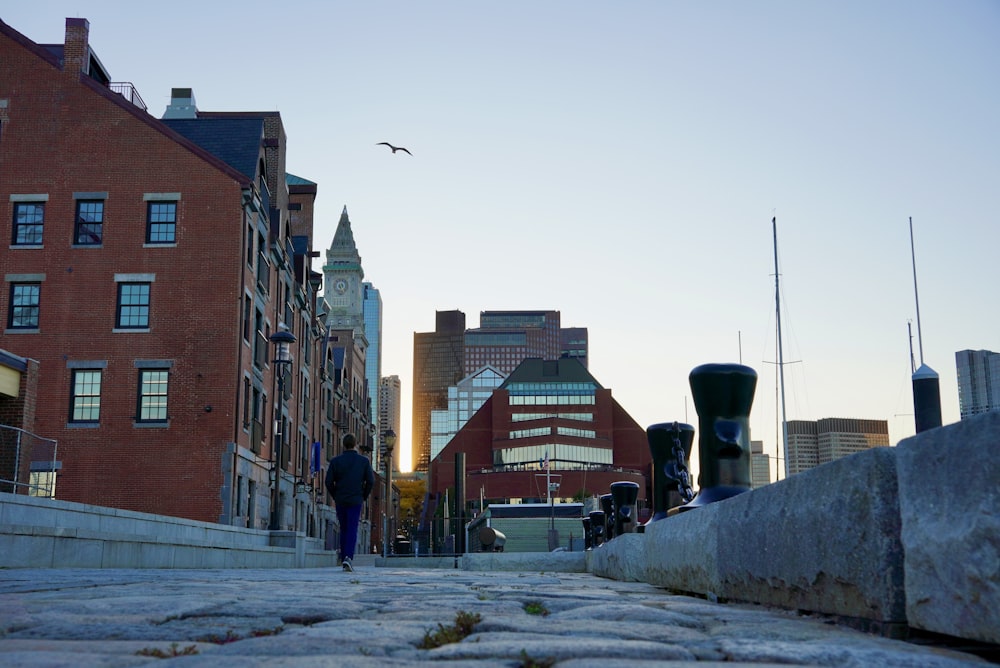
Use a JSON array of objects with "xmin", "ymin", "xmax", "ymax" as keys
[
  {"xmin": 417, "ymin": 610, "xmax": 482, "ymax": 649},
  {"xmin": 523, "ymin": 601, "xmax": 550, "ymax": 616},
  {"xmin": 135, "ymin": 643, "xmax": 199, "ymax": 658}
]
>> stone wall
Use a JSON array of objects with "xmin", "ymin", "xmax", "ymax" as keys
[{"xmin": 588, "ymin": 411, "xmax": 1000, "ymax": 644}]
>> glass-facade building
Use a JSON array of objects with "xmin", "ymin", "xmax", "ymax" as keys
[
  {"xmin": 430, "ymin": 366, "xmax": 505, "ymax": 462},
  {"xmin": 363, "ymin": 283, "xmax": 382, "ymax": 460},
  {"xmin": 956, "ymin": 349, "xmax": 1000, "ymax": 420}
]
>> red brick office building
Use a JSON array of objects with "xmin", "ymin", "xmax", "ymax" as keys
[
  {"xmin": 0, "ymin": 17, "xmax": 348, "ymax": 530},
  {"xmin": 431, "ymin": 358, "xmax": 651, "ymax": 509}
]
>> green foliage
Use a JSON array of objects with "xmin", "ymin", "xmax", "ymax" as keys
[
  {"xmin": 523, "ymin": 600, "xmax": 550, "ymax": 616},
  {"xmin": 417, "ymin": 610, "xmax": 482, "ymax": 649}
]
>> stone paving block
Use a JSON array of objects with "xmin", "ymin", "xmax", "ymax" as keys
[
  {"xmin": 587, "ymin": 533, "xmax": 644, "ymax": 581},
  {"xmin": 896, "ymin": 411, "xmax": 1000, "ymax": 644}
]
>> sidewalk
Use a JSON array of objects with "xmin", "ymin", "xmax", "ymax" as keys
[{"xmin": 0, "ymin": 566, "xmax": 989, "ymax": 667}]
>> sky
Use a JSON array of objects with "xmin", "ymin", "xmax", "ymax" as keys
[{"xmin": 6, "ymin": 2, "xmax": 998, "ymax": 478}]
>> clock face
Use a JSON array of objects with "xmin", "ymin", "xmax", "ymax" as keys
[{"xmin": 334, "ymin": 279, "xmax": 348, "ymax": 295}]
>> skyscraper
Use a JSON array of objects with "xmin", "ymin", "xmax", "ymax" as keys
[
  {"xmin": 379, "ymin": 375, "xmax": 402, "ymax": 472},
  {"xmin": 956, "ymin": 349, "xmax": 1000, "ymax": 419},
  {"xmin": 412, "ymin": 311, "xmax": 466, "ymax": 472},
  {"xmin": 786, "ymin": 418, "xmax": 889, "ymax": 475},
  {"xmin": 363, "ymin": 282, "xmax": 383, "ymax": 452},
  {"xmin": 750, "ymin": 440, "xmax": 771, "ymax": 488}
]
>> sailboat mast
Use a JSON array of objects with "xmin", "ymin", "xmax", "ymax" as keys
[
  {"xmin": 773, "ymin": 217, "xmax": 790, "ymax": 479},
  {"xmin": 909, "ymin": 216, "xmax": 925, "ymax": 366}
]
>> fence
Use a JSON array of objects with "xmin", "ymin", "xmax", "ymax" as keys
[{"xmin": 0, "ymin": 425, "xmax": 57, "ymax": 497}]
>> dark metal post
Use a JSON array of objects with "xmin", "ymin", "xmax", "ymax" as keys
[
  {"xmin": 454, "ymin": 452, "xmax": 466, "ymax": 554},
  {"xmin": 268, "ymin": 330, "xmax": 296, "ymax": 532},
  {"xmin": 610, "ymin": 481, "xmax": 640, "ymax": 535},
  {"xmin": 588, "ymin": 510, "xmax": 606, "ymax": 547},
  {"xmin": 913, "ymin": 364, "xmax": 943, "ymax": 433},
  {"xmin": 645, "ymin": 422, "xmax": 695, "ymax": 523},
  {"xmin": 679, "ymin": 363, "xmax": 757, "ymax": 511},
  {"xmin": 600, "ymin": 493, "xmax": 615, "ymax": 541}
]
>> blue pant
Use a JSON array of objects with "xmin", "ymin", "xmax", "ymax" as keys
[{"xmin": 335, "ymin": 503, "xmax": 363, "ymax": 561}]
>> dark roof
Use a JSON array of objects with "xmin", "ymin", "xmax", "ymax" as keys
[
  {"xmin": 161, "ymin": 117, "xmax": 264, "ymax": 180},
  {"xmin": 501, "ymin": 357, "xmax": 603, "ymax": 388},
  {"xmin": 0, "ymin": 349, "xmax": 28, "ymax": 372}
]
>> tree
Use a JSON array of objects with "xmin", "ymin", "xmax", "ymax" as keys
[{"xmin": 396, "ymin": 478, "xmax": 426, "ymax": 537}]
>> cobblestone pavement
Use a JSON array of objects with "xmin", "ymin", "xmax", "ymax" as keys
[{"xmin": 0, "ymin": 566, "xmax": 989, "ymax": 667}]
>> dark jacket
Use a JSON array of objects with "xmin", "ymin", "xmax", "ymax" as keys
[{"xmin": 325, "ymin": 450, "xmax": 375, "ymax": 506}]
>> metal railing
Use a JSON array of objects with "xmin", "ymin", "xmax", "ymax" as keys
[
  {"xmin": 108, "ymin": 82, "xmax": 147, "ymax": 112},
  {"xmin": 0, "ymin": 424, "xmax": 58, "ymax": 497}
]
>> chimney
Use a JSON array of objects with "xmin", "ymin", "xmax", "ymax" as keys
[
  {"xmin": 162, "ymin": 88, "xmax": 198, "ymax": 119},
  {"xmin": 63, "ymin": 18, "xmax": 90, "ymax": 78}
]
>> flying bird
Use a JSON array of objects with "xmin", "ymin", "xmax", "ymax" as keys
[{"xmin": 376, "ymin": 142, "xmax": 412, "ymax": 155}]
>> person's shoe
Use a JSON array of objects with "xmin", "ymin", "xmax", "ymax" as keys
[{"xmin": 342, "ymin": 557, "xmax": 353, "ymax": 572}]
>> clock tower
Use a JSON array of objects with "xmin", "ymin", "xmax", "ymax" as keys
[{"xmin": 323, "ymin": 206, "xmax": 365, "ymax": 337}]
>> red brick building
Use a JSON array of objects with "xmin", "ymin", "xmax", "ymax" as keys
[
  {"xmin": 0, "ymin": 17, "xmax": 347, "ymax": 532},
  {"xmin": 430, "ymin": 358, "xmax": 651, "ymax": 511}
]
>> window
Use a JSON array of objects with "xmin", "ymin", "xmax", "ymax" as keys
[
  {"xmin": 70, "ymin": 370, "xmax": 102, "ymax": 423},
  {"xmin": 74, "ymin": 200, "xmax": 104, "ymax": 245},
  {"xmin": 146, "ymin": 201, "xmax": 176, "ymax": 243},
  {"xmin": 8, "ymin": 283, "xmax": 40, "ymax": 329},
  {"xmin": 117, "ymin": 282, "xmax": 150, "ymax": 328},
  {"xmin": 137, "ymin": 369, "xmax": 169, "ymax": 422},
  {"xmin": 12, "ymin": 202, "xmax": 44, "ymax": 245}
]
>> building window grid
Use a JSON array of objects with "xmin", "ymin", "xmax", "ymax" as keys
[
  {"xmin": 137, "ymin": 369, "xmax": 169, "ymax": 422},
  {"xmin": 74, "ymin": 200, "xmax": 104, "ymax": 245},
  {"xmin": 116, "ymin": 283, "xmax": 151, "ymax": 328},
  {"xmin": 12, "ymin": 202, "xmax": 44, "ymax": 245},
  {"xmin": 8, "ymin": 283, "xmax": 40, "ymax": 329},
  {"xmin": 70, "ymin": 370, "xmax": 102, "ymax": 422},
  {"xmin": 146, "ymin": 201, "xmax": 177, "ymax": 243}
]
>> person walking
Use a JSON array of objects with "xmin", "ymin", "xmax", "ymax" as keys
[{"xmin": 325, "ymin": 433, "xmax": 375, "ymax": 572}]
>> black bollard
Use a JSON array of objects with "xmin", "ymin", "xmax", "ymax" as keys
[
  {"xmin": 582, "ymin": 516, "xmax": 593, "ymax": 550},
  {"xmin": 645, "ymin": 422, "xmax": 695, "ymax": 524},
  {"xmin": 588, "ymin": 510, "xmax": 606, "ymax": 547},
  {"xmin": 678, "ymin": 363, "xmax": 758, "ymax": 511},
  {"xmin": 610, "ymin": 481, "xmax": 640, "ymax": 535},
  {"xmin": 600, "ymin": 493, "xmax": 615, "ymax": 541}
]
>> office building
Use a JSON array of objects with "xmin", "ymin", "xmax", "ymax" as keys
[
  {"xmin": 412, "ymin": 310, "xmax": 466, "ymax": 472},
  {"xmin": 412, "ymin": 309, "xmax": 589, "ymax": 472},
  {"xmin": 956, "ymin": 349, "xmax": 1000, "ymax": 419},
  {"xmin": 363, "ymin": 282, "xmax": 383, "ymax": 452},
  {"xmin": 786, "ymin": 418, "xmax": 889, "ymax": 475},
  {"xmin": 430, "ymin": 358, "xmax": 651, "ymax": 513},
  {"xmin": 430, "ymin": 366, "xmax": 506, "ymax": 462},
  {"xmin": 379, "ymin": 375, "xmax": 402, "ymax": 471},
  {"xmin": 750, "ymin": 440, "xmax": 770, "ymax": 488}
]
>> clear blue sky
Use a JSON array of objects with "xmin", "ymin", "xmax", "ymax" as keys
[{"xmin": 7, "ymin": 2, "xmax": 998, "ymax": 477}]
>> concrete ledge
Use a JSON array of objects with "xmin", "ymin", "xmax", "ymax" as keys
[
  {"xmin": 0, "ymin": 493, "xmax": 336, "ymax": 569},
  {"xmin": 587, "ymin": 533, "xmax": 645, "ymax": 581},
  {"xmin": 896, "ymin": 411, "xmax": 1000, "ymax": 644},
  {"xmin": 615, "ymin": 448, "xmax": 906, "ymax": 628}
]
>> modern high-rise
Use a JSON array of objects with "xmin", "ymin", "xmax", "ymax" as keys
[
  {"xmin": 956, "ymin": 349, "xmax": 1000, "ymax": 420},
  {"xmin": 750, "ymin": 440, "xmax": 771, "ymax": 488},
  {"xmin": 412, "ymin": 311, "xmax": 466, "ymax": 472},
  {"xmin": 363, "ymin": 282, "xmax": 383, "ymax": 452},
  {"xmin": 786, "ymin": 418, "xmax": 889, "ymax": 475},
  {"xmin": 379, "ymin": 375, "xmax": 402, "ymax": 471}
]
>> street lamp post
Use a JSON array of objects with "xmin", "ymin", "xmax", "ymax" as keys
[
  {"xmin": 269, "ymin": 329, "xmax": 296, "ymax": 532},
  {"xmin": 382, "ymin": 429, "xmax": 396, "ymax": 557}
]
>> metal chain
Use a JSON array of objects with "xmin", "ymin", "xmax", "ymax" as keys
[{"xmin": 666, "ymin": 421, "xmax": 695, "ymax": 503}]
